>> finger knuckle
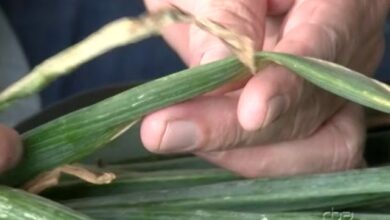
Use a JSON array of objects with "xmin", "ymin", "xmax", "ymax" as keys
[{"xmin": 203, "ymin": 114, "xmax": 243, "ymax": 151}]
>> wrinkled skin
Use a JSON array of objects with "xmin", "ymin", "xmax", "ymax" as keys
[{"xmin": 141, "ymin": 0, "xmax": 389, "ymax": 177}]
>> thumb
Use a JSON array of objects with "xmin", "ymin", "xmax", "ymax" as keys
[{"xmin": 188, "ymin": 0, "xmax": 267, "ymax": 66}]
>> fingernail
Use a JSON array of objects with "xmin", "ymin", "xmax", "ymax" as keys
[
  {"xmin": 262, "ymin": 96, "xmax": 287, "ymax": 128},
  {"xmin": 199, "ymin": 47, "xmax": 231, "ymax": 65},
  {"xmin": 160, "ymin": 121, "xmax": 200, "ymax": 153}
]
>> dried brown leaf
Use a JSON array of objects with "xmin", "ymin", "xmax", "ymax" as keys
[{"xmin": 23, "ymin": 164, "xmax": 115, "ymax": 194}]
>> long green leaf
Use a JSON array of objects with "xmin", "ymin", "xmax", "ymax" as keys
[
  {"xmin": 1, "ymin": 56, "xmax": 248, "ymax": 186},
  {"xmin": 2, "ymin": 52, "xmax": 390, "ymax": 186},
  {"xmin": 0, "ymin": 185, "xmax": 93, "ymax": 220},
  {"xmin": 64, "ymin": 166, "xmax": 390, "ymax": 212},
  {"xmin": 257, "ymin": 52, "xmax": 390, "ymax": 113},
  {"xmin": 80, "ymin": 209, "xmax": 389, "ymax": 220},
  {"xmin": 42, "ymin": 168, "xmax": 238, "ymax": 200}
]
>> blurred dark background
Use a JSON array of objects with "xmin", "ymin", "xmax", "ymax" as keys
[{"xmin": 0, "ymin": 1, "xmax": 389, "ymax": 107}]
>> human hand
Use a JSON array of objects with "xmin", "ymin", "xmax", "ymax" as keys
[
  {"xmin": 0, "ymin": 125, "xmax": 21, "ymax": 174},
  {"xmin": 141, "ymin": 0, "xmax": 388, "ymax": 177}
]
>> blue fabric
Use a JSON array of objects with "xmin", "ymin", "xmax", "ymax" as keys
[
  {"xmin": 376, "ymin": 20, "xmax": 390, "ymax": 81},
  {"xmin": 0, "ymin": 1, "xmax": 389, "ymax": 107}
]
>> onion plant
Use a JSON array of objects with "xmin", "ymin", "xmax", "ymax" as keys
[{"xmin": 0, "ymin": 8, "xmax": 388, "ymax": 220}]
